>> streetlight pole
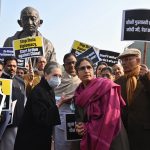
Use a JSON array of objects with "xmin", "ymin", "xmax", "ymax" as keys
[{"xmin": 143, "ymin": 42, "xmax": 147, "ymax": 64}]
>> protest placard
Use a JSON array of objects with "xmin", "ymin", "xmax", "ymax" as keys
[
  {"xmin": 65, "ymin": 113, "xmax": 82, "ymax": 141},
  {"xmin": 13, "ymin": 36, "xmax": 44, "ymax": 59},
  {"xmin": 99, "ymin": 50, "xmax": 120, "ymax": 66},
  {"xmin": 17, "ymin": 59, "xmax": 25, "ymax": 68},
  {"xmin": 0, "ymin": 47, "xmax": 25, "ymax": 67},
  {"xmin": 0, "ymin": 47, "xmax": 14, "ymax": 62},
  {"xmin": 0, "ymin": 78, "xmax": 12, "ymax": 113},
  {"xmin": 71, "ymin": 40, "xmax": 92, "ymax": 56},
  {"xmin": 77, "ymin": 47, "xmax": 99, "ymax": 64},
  {"xmin": 121, "ymin": 9, "xmax": 150, "ymax": 41},
  {"xmin": 70, "ymin": 40, "xmax": 120, "ymax": 66}
]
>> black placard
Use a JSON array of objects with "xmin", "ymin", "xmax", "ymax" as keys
[
  {"xmin": 17, "ymin": 59, "xmax": 25, "ymax": 68},
  {"xmin": 99, "ymin": 50, "xmax": 119, "ymax": 66},
  {"xmin": 121, "ymin": 9, "xmax": 150, "ymax": 41},
  {"xmin": 65, "ymin": 113, "xmax": 82, "ymax": 141},
  {"xmin": 77, "ymin": 47, "xmax": 99, "ymax": 64}
]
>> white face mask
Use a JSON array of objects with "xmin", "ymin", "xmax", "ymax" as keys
[{"xmin": 47, "ymin": 76, "xmax": 61, "ymax": 88}]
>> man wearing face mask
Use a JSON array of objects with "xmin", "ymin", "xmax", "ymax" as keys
[
  {"xmin": 14, "ymin": 62, "xmax": 62, "ymax": 150},
  {"xmin": 3, "ymin": 6, "xmax": 56, "ymax": 67}
]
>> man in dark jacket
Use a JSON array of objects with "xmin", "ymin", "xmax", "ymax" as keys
[
  {"xmin": 0, "ymin": 56, "xmax": 26, "ymax": 150},
  {"xmin": 14, "ymin": 62, "xmax": 62, "ymax": 150},
  {"xmin": 116, "ymin": 48, "xmax": 150, "ymax": 150}
]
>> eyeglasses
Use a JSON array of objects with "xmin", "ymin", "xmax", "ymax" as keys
[
  {"xmin": 119, "ymin": 56, "xmax": 137, "ymax": 64},
  {"xmin": 64, "ymin": 61, "xmax": 76, "ymax": 66},
  {"xmin": 7, "ymin": 65, "xmax": 17, "ymax": 68},
  {"xmin": 101, "ymin": 74, "xmax": 111, "ymax": 79},
  {"xmin": 38, "ymin": 61, "xmax": 46, "ymax": 64},
  {"xmin": 78, "ymin": 65, "xmax": 93, "ymax": 72},
  {"xmin": 17, "ymin": 72, "xmax": 24, "ymax": 75}
]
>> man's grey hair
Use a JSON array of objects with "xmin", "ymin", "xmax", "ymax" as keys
[{"xmin": 44, "ymin": 61, "xmax": 61, "ymax": 75}]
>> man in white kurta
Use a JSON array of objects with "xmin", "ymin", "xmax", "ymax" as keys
[{"xmin": 54, "ymin": 53, "xmax": 80, "ymax": 150}]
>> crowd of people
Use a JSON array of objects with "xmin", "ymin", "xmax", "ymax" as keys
[{"xmin": 0, "ymin": 5, "xmax": 150, "ymax": 150}]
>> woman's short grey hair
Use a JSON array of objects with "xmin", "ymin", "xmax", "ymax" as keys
[{"xmin": 44, "ymin": 61, "xmax": 61, "ymax": 75}]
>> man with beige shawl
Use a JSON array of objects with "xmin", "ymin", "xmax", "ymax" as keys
[{"xmin": 54, "ymin": 53, "xmax": 80, "ymax": 150}]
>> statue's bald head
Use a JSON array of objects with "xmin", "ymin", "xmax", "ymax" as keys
[
  {"xmin": 18, "ymin": 6, "xmax": 43, "ymax": 34},
  {"xmin": 20, "ymin": 7, "xmax": 40, "ymax": 19}
]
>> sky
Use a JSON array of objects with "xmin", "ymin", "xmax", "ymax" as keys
[{"xmin": 0, "ymin": 0, "xmax": 150, "ymax": 64}]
